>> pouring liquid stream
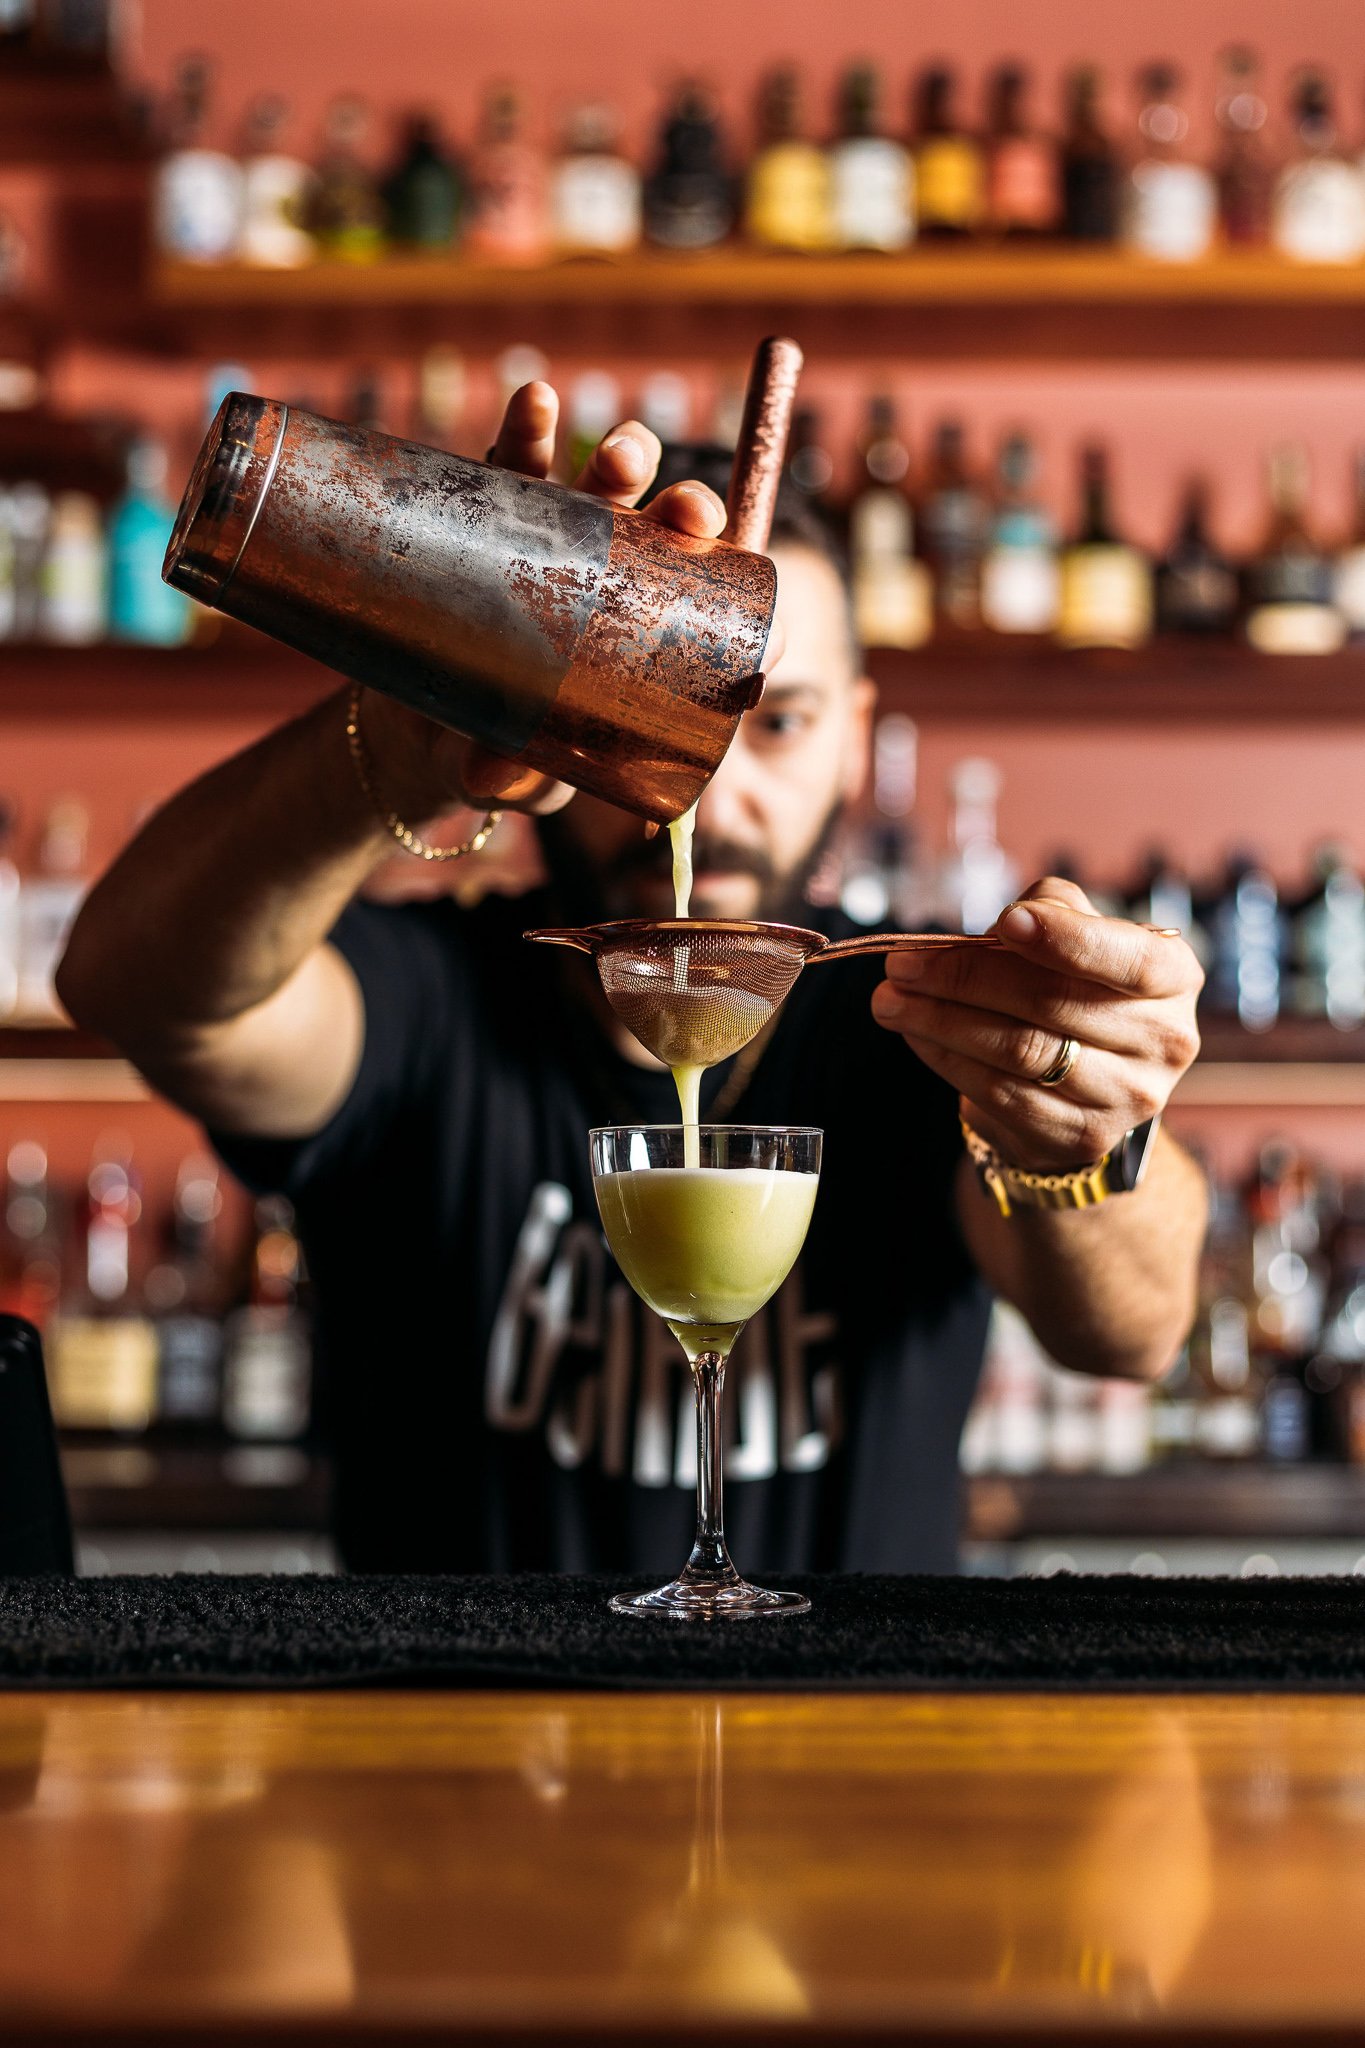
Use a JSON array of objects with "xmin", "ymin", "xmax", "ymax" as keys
[{"xmin": 668, "ymin": 803, "xmax": 702, "ymax": 1168}]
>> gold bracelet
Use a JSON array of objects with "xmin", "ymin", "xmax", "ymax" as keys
[
  {"xmin": 345, "ymin": 686, "xmax": 501, "ymax": 863},
  {"xmin": 960, "ymin": 1116, "xmax": 1112, "ymax": 1220}
]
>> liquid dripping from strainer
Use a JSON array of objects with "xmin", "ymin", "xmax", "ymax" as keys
[{"xmin": 667, "ymin": 804, "xmax": 702, "ymax": 1165}]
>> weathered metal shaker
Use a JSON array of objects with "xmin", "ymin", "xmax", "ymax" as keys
[{"xmin": 162, "ymin": 338, "xmax": 802, "ymax": 824}]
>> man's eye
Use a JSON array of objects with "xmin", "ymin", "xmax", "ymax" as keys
[{"xmin": 752, "ymin": 711, "xmax": 811, "ymax": 741}]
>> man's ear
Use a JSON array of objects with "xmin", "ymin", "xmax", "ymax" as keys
[{"xmin": 841, "ymin": 676, "xmax": 879, "ymax": 805}]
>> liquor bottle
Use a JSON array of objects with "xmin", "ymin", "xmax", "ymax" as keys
[
  {"xmin": 550, "ymin": 104, "xmax": 641, "ymax": 255},
  {"xmin": 383, "ymin": 112, "xmax": 463, "ymax": 251},
  {"xmin": 1204, "ymin": 853, "xmax": 1284, "ymax": 1031},
  {"xmin": 0, "ymin": 1140, "xmax": 60, "ymax": 1332},
  {"xmin": 222, "ymin": 1196, "xmax": 311, "ymax": 1441},
  {"xmin": 0, "ymin": 799, "xmax": 17, "ymax": 1018},
  {"xmin": 1289, "ymin": 843, "xmax": 1365, "ymax": 1029},
  {"xmin": 38, "ymin": 491, "xmax": 104, "ymax": 645},
  {"xmin": 643, "ymin": 81, "xmax": 735, "ymax": 250},
  {"xmin": 1248, "ymin": 1146, "xmax": 1327, "ymax": 1462},
  {"xmin": 413, "ymin": 344, "xmax": 466, "ymax": 449},
  {"xmin": 153, "ymin": 54, "xmax": 243, "ymax": 263},
  {"xmin": 1124, "ymin": 63, "xmax": 1216, "ymax": 262},
  {"xmin": 1124, "ymin": 846, "xmax": 1201, "ymax": 956},
  {"xmin": 784, "ymin": 405, "xmax": 835, "ymax": 503},
  {"xmin": 1334, "ymin": 450, "xmax": 1365, "ymax": 640},
  {"xmin": 936, "ymin": 757, "xmax": 1020, "ymax": 935},
  {"xmin": 980, "ymin": 430, "xmax": 1059, "ymax": 637},
  {"xmin": 464, "ymin": 85, "xmax": 549, "ymax": 265},
  {"xmin": 48, "ymin": 1141, "xmax": 158, "ymax": 1434},
  {"xmin": 309, "ymin": 95, "xmax": 386, "ymax": 263},
  {"xmin": 564, "ymin": 369, "xmax": 622, "ymax": 479},
  {"xmin": 1059, "ymin": 66, "xmax": 1120, "ymax": 242},
  {"xmin": 108, "ymin": 439, "xmax": 191, "ymax": 647},
  {"xmin": 1056, "ymin": 445, "xmax": 1153, "ymax": 651},
  {"xmin": 1244, "ymin": 445, "xmax": 1345, "ymax": 655},
  {"xmin": 637, "ymin": 370, "xmax": 691, "ymax": 446},
  {"xmin": 1155, "ymin": 480, "xmax": 1238, "ymax": 635},
  {"xmin": 827, "ymin": 61, "xmax": 913, "ymax": 251},
  {"xmin": 145, "ymin": 1153, "xmax": 226, "ymax": 1435},
  {"xmin": 17, "ymin": 798, "xmax": 88, "ymax": 1020},
  {"xmin": 8, "ymin": 481, "xmax": 46, "ymax": 640},
  {"xmin": 1272, "ymin": 70, "xmax": 1365, "ymax": 265},
  {"xmin": 745, "ymin": 66, "xmax": 830, "ymax": 251},
  {"xmin": 983, "ymin": 62, "xmax": 1060, "ymax": 237},
  {"xmin": 1317, "ymin": 1181, "xmax": 1365, "ymax": 1464},
  {"xmin": 0, "ymin": 491, "xmax": 16, "ymax": 641},
  {"xmin": 237, "ymin": 92, "xmax": 316, "ymax": 269},
  {"xmin": 911, "ymin": 64, "xmax": 984, "ymax": 238},
  {"xmin": 848, "ymin": 398, "xmax": 931, "ymax": 652},
  {"xmin": 1214, "ymin": 45, "xmax": 1273, "ymax": 246},
  {"xmin": 917, "ymin": 419, "xmax": 990, "ymax": 633}
]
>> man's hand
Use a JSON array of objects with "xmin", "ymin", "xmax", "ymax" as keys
[
  {"xmin": 361, "ymin": 381, "xmax": 730, "ymax": 822},
  {"xmin": 870, "ymin": 876, "xmax": 1203, "ymax": 1170}
]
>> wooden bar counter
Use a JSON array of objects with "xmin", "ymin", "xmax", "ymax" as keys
[{"xmin": 0, "ymin": 1690, "xmax": 1362, "ymax": 2043}]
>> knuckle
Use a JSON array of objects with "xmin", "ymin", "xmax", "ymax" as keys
[{"xmin": 1015, "ymin": 1023, "xmax": 1062, "ymax": 1078}]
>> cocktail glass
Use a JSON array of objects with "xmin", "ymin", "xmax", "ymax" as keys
[{"xmin": 590, "ymin": 1123, "xmax": 822, "ymax": 1620}]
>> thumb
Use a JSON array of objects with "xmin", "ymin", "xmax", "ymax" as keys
[
  {"xmin": 460, "ymin": 743, "xmax": 575, "ymax": 815},
  {"xmin": 1011, "ymin": 873, "xmax": 1102, "ymax": 919}
]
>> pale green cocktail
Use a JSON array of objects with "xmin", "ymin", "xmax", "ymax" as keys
[
  {"xmin": 593, "ymin": 1165, "xmax": 818, "ymax": 1361},
  {"xmin": 591, "ymin": 1123, "xmax": 822, "ymax": 1620}
]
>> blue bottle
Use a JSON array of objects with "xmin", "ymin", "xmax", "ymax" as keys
[{"xmin": 108, "ymin": 439, "xmax": 191, "ymax": 647}]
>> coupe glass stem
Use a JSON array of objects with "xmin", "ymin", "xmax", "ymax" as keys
[{"xmin": 682, "ymin": 1349, "xmax": 741, "ymax": 1589}]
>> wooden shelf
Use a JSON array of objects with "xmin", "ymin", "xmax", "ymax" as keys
[
  {"xmin": 148, "ymin": 249, "xmax": 1365, "ymax": 360},
  {"xmin": 966, "ymin": 1465, "xmax": 1365, "ymax": 1543},
  {"xmin": 61, "ymin": 1443, "xmax": 329, "ymax": 1531},
  {"xmin": 4, "ymin": 636, "xmax": 1365, "ymax": 725},
  {"xmin": 869, "ymin": 641, "xmax": 1365, "ymax": 721},
  {"xmin": 152, "ymin": 248, "xmax": 1365, "ymax": 309}
]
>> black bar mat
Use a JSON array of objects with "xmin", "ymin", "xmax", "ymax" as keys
[{"xmin": 3, "ymin": 1572, "xmax": 1365, "ymax": 1690}]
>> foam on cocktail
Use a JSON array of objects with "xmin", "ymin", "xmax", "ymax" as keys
[{"xmin": 593, "ymin": 1165, "xmax": 817, "ymax": 1361}]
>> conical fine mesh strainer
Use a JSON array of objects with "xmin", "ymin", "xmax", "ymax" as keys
[{"xmin": 524, "ymin": 919, "xmax": 999, "ymax": 1067}]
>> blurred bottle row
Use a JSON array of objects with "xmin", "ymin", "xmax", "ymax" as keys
[
  {"xmin": 965, "ymin": 1141, "xmax": 1365, "ymax": 1475},
  {"xmin": 0, "ymin": 441, "xmax": 190, "ymax": 647},
  {"xmin": 152, "ymin": 53, "xmax": 1365, "ymax": 270},
  {"xmin": 843, "ymin": 726, "xmax": 1365, "ymax": 1032},
  {"xmin": 821, "ymin": 400, "xmax": 1365, "ymax": 654},
  {"xmin": 0, "ymin": 1138, "xmax": 312, "ymax": 1443}
]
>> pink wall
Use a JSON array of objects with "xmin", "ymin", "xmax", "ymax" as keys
[{"xmin": 9, "ymin": 0, "xmax": 1365, "ymax": 1197}]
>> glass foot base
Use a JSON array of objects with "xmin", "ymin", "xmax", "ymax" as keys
[{"xmin": 610, "ymin": 1579, "xmax": 810, "ymax": 1621}]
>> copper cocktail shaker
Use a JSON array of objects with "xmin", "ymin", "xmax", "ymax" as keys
[{"xmin": 162, "ymin": 353, "xmax": 794, "ymax": 824}]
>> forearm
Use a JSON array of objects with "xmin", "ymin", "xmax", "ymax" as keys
[
  {"xmin": 58, "ymin": 688, "xmax": 426, "ymax": 1049},
  {"xmin": 956, "ymin": 1130, "xmax": 1208, "ymax": 1380}
]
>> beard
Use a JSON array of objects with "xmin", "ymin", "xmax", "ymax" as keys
[{"xmin": 537, "ymin": 796, "xmax": 847, "ymax": 928}]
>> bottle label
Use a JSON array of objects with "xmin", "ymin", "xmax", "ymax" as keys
[
  {"xmin": 1335, "ymin": 546, "xmax": 1365, "ymax": 631},
  {"xmin": 49, "ymin": 1315, "xmax": 159, "ymax": 1431},
  {"xmin": 239, "ymin": 157, "xmax": 316, "ymax": 268},
  {"xmin": 1245, "ymin": 602, "xmax": 1347, "ymax": 654},
  {"xmin": 829, "ymin": 137, "xmax": 913, "ymax": 249},
  {"xmin": 746, "ymin": 145, "xmax": 831, "ymax": 249},
  {"xmin": 982, "ymin": 545, "xmax": 1060, "ymax": 633},
  {"xmin": 854, "ymin": 558, "xmax": 933, "ymax": 649},
  {"xmin": 223, "ymin": 1306, "xmax": 311, "ymax": 1439},
  {"xmin": 1274, "ymin": 160, "xmax": 1365, "ymax": 263},
  {"xmin": 914, "ymin": 139, "xmax": 984, "ymax": 228},
  {"xmin": 1126, "ymin": 161, "xmax": 1217, "ymax": 261},
  {"xmin": 155, "ymin": 152, "xmax": 244, "ymax": 263},
  {"xmin": 1057, "ymin": 546, "xmax": 1153, "ymax": 648},
  {"xmin": 988, "ymin": 137, "xmax": 1058, "ymax": 229},
  {"xmin": 552, "ymin": 159, "xmax": 641, "ymax": 252},
  {"xmin": 158, "ymin": 1313, "xmax": 224, "ymax": 1422}
]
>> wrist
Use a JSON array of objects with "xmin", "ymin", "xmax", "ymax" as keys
[
  {"xmin": 959, "ymin": 1102, "xmax": 1110, "ymax": 1175},
  {"xmin": 351, "ymin": 689, "xmax": 460, "ymax": 824}
]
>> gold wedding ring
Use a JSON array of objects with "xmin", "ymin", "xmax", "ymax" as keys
[{"xmin": 1036, "ymin": 1035, "xmax": 1080, "ymax": 1088}]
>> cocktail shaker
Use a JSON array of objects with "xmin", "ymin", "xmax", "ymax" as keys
[{"xmin": 162, "ymin": 392, "xmax": 780, "ymax": 824}]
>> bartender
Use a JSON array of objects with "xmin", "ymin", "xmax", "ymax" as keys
[{"xmin": 56, "ymin": 384, "xmax": 1207, "ymax": 1575}]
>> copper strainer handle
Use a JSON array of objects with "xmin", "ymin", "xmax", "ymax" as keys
[
  {"xmin": 812, "ymin": 924, "xmax": 1183, "ymax": 963},
  {"xmin": 812, "ymin": 933, "xmax": 1004, "ymax": 962},
  {"xmin": 726, "ymin": 336, "xmax": 805, "ymax": 554}
]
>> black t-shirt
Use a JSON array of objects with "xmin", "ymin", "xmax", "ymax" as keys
[{"xmin": 215, "ymin": 891, "xmax": 990, "ymax": 1576}]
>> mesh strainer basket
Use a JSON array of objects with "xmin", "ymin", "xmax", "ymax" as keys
[{"xmin": 524, "ymin": 918, "xmax": 999, "ymax": 1067}]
